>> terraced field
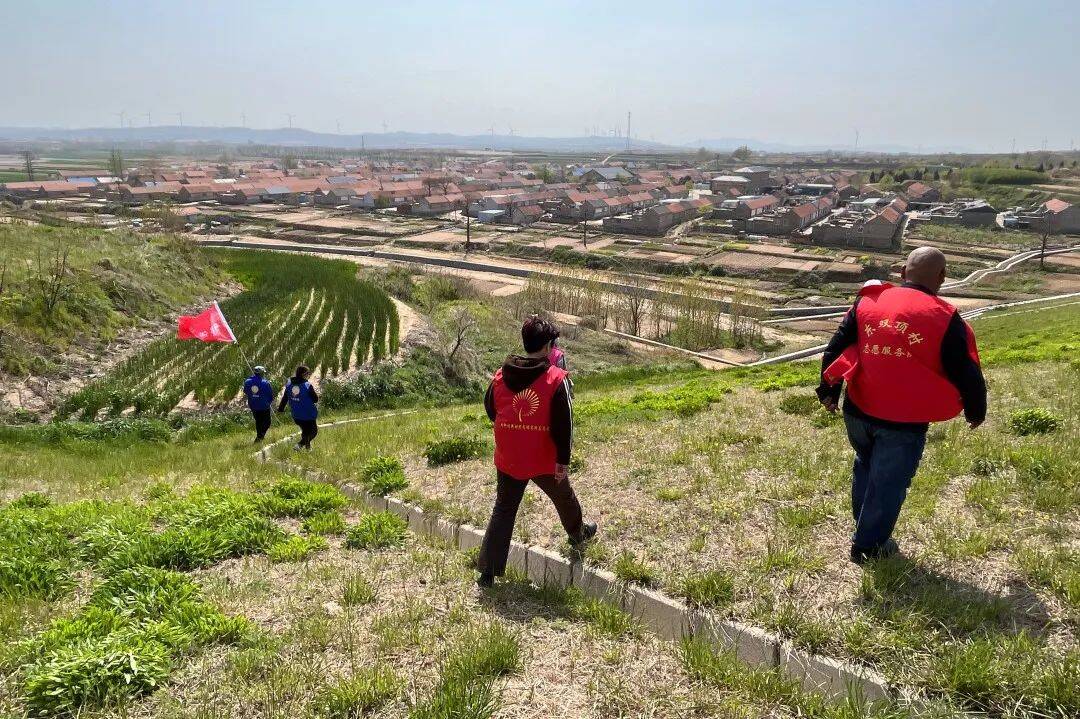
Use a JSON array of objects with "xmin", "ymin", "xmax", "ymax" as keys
[{"xmin": 58, "ymin": 250, "xmax": 399, "ymax": 419}]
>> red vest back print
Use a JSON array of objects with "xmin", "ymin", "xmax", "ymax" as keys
[
  {"xmin": 492, "ymin": 365, "xmax": 568, "ymax": 480},
  {"xmin": 824, "ymin": 283, "xmax": 980, "ymax": 423}
]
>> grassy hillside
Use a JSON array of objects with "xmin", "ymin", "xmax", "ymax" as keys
[
  {"xmin": 287, "ymin": 304, "xmax": 1079, "ymax": 717},
  {"xmin": 0, "ymin": 223, "xmax": 226, "ymax": 376},
  {"xmin": 1, "ymin": 295, "xmax": 1074, "ymax": 717},
  {"xmin": 58, "ymin": 249, "xmax": 399, "ymax": 419}
]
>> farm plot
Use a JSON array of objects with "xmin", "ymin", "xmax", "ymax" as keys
[
  {"xmin": 58, "ymin": 249, "xmax": 399, "ymax": 419},
  {"xmin": 288, "ymin": 305, "xmax": 1080, "ymax": 717}
]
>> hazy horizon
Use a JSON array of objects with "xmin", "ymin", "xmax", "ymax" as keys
[{"xmin": 6, "ymin": 0, "xmax": 1078, "ymax": 153}]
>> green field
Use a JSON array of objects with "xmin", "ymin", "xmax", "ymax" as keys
[{"xmin": 58, "ymin": 250, "xmax": 399, "ymax": 419}]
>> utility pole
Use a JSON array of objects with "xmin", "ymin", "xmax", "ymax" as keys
[
  {"xmin": 241, "ymin": 112, "xmax": 247, "ymax": 128},
  {"xmin": 174, "ymin": 112, "xmax": 182, "ymax": 126},
  {"xmin": 626, "ymin": 111, "xmax": 631, "ymax": 154},
  {"xmin": 285, "ymin": 113, "xmax": 294, "ymax": 128},
  {"xmin": 146, "ymin": 111, "xmax": 151, "ymax": 126},
  {"xmin": 582, "ymin": 218, "xmax": 588, "ymax": 248},
  {"xmin": 1041, "ymin": 206, "xmax": 1053, "ymax": 270},
  {"xmin": 115, "ymin": 111, "xmax": 125, "ymax": 128},
  {"xmin": 1011, "ymin": 138, "xmax": 1016, "ymax": 155},
  {"xmin": 854, "ymin": 128, "xmax": 860, "ymax": 152},
  {"xmin": 336, "ymin": 119, "xmax": 341, "ymax": 135},
  {"xmin": 21, "ymin": 150, "xmax": 34, "ymax": 181}
]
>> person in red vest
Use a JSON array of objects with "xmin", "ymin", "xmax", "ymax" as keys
[
  {"xmin": 818, "ymin": 247, "xmax": 986, "ymax": 564},
  {"xmin": 476, "ymin": 316, "xmax": 596, "ymax": 588}
]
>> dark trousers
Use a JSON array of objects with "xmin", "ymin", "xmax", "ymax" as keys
[
  {"xmin": 252, "ymin": 409, "xmax": 272, "ymax": 441},
  {"xmin": 295, "ymin": 419, "xmax": 319, "ymax": 448},
  {"xmin": 477, "ymin": 471, "xmax": 584, "ymax": 577},
  {"xmin": 845, "ymin": 413, "xmax": 927, "ymax": 550}
]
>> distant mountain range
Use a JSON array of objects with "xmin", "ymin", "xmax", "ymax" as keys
[
  {"xmin": 686, "ymin": 137, "xmax": 977, "ymax": 155},
  {"xmin": 0, "ymin": 125, "xmax": 676, "ymax": 153},
  {"xmin": 0, "ymin": 125, "xmax": 979, "ymax": 155}
]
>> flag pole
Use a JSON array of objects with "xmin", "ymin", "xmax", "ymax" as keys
[{"xmin": 214, "ymin": 301, "xmax": 255, "ymax": 374}]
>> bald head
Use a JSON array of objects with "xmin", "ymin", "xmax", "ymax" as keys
[{"xmin": 902, "ymin": 247, "xmax": 947, "ymax": 293}]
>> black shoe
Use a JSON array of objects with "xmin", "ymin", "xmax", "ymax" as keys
[
  {"xmin": 476, "ymin": 572, "xmax": 494, "ymax": 588},
  {"xmin": 850, "ymin": 538, "xmax": 899, "ymax": 565},
  {"xmin": 569, "ymin": 522, "xmax": 598, "ymax": 547}
]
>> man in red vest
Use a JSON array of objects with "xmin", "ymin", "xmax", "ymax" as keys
[
  {"xmin": 476, "ymin": 316, "xmax": 597, "ymax": 587},
  {"xmin": 818, "ymin": 247, "xmax": 986, "ymax": 564}
]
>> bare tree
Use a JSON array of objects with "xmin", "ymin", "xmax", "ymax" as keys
[
  {"xmin": 108, "ymin": 148, "xmax": 125, "ymax": 178},
  {"xmin": 617, "ymin": 274, "xmax": 649, "ymax": 336},
  {"xmin": 443, "ymin": 306, "xmax": 477, "ymax": 365},
  {"xmin": 33, "ymin": 240, "xmax": 72, "ymax": 324}
]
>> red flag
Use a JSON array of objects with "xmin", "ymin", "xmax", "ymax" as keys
[{"xmin": 177, "ymin": 302, "xmax": 237, "ymax": 343}]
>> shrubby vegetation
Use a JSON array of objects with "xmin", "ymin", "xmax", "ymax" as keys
[{"xmin": 0, "ymin": 224, "xmax": 225, "ymax": 376}]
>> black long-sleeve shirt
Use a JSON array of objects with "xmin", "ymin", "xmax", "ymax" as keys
[
  {"xmin": 816, "ymin": 283, "xmax": 987, "ymax": 432},
  {"xmin": 484, "ymin": 356, "xmax": 573, "ymax": 465},
  {"xmin": 277, "ymin": 379, "xmax": 319, "ymax": 412}
]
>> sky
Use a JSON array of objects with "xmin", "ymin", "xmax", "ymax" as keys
[{"xmin": 4, "ymin": 0, "xmax": 1078, "ymax": 152}]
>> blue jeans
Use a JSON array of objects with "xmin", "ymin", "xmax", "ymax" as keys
[{"xmin": 844, "ymin": 413, "xmax": 927, "ymax": 550}]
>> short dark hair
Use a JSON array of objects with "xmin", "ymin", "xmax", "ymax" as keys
[
  {"xmin": 295, "ymin": 364, "xmax": 311, "ymax": 379},
  {"xmin": 521, "ymin": 315, "xmax": 558, "ymax": 353}
]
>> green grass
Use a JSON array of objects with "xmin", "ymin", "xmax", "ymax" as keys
[
  {"xmin": 359, "ymin": 455, "xmax": 408, "ymax": 496},
  {"xmin": 344, "ymin": 512, "xmax": 408, "ymax": 550},
  {"xmin": 314, "ymin": 664, "xmax": 402, "ymax": 718}
]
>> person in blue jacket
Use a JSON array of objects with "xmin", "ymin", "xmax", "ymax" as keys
[
  {"xmin": 277, "ymin": 364, "xmax": 319, "ymax": 450},
  {"xmin": 242, "ymin": 365, "xmax": 275, "ymax": 443}
]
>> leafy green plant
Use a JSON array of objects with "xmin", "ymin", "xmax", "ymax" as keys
[
  {"xmin": 778, "ymin": 394, "xmax": 819, "ymax": 417},
  {"xmin": 267, "ymin": 535, "xmax": 327, "ymax": 563},
  {"xmin": 422, "ymin": 436, "xmax": 489, "ymax": 467},
  {"xmin": 360, "ymin": 455, "xmax": 408, "ymax": 496},
  {"xmin": 302, "ymin": 511, "xmax": 346, "ymax": 536},
  {"xmin": 345, "ymin": 512, "xmax": 408, "ymax": 550},
  {"xmin": 260, "ymin": 478, "xmax": 347, "ymax": 518},
  {"xmin": 1008, "ymin": 408, "xmax": 1061, "ymax": 436},
  {"xmin": 574, "ymin": 597, "xmax": 638, "ymax": 637}
]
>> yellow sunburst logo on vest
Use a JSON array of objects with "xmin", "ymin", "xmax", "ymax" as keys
[{"xmin": 512, "ymin": 388, "xmax": 541, "ymax": 422}]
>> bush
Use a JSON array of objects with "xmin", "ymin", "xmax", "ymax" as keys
[
  {"xmin": 681, "ymin": 570, "xmax": 736, "ymax": 609},
  {"xmin": 422, "ymin": 436, "xmax": 489, "ymax": 467},
  {"xmin": 360, "ymin": 456, "xmax": 408, "ymax": 496},
  {"xmin": 1009, "ymin": 408, "xmax": 1061, "ymax": 436},
  {"xmin": 315, "ymin": 665, "xmax": 402, "ymax": 718},
  {"xmin": 345, "ymin": 512, "xmax": 408, "ymax": 550}
]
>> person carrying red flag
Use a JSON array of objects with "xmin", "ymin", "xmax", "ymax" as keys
[
  {"xmin": 818, "ymin": 247, "xmax": 986, "ymax": 564},
  {"xmin": 476, "ymin": 316, "xmax": 596, "ymax": 588}
]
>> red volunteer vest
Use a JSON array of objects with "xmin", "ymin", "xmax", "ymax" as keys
[
  {"xmin": 824, "ymin": 283, "xmax": 980, "ymax": 423},
  {"xmin": 492, "ymin": 365, "xmax": 567, "ymax": 480}
]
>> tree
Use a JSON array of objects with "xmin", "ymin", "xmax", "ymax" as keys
[
  {"xmin": 616, "ymin": 274, "xmax": 649, "ymax": 336},
  {"xmin": 33, "ymin": 239, "xmax": 72, "ymax": 325},
  {"xmin": 533, "ymin": 164, "xmax": 555, "ymax": 184},
  {"xmin": 731, "ymin": 145, "xmax": 752, "ymax": 161},
  {"xmin": 108, "ymin": 148, "xmax": 124, "ymax": 178},
  {"xmin": 695, "ymin": 147, "xmax": 710, "ymax": 162},
  {"xmin": 933, "ymin": 170, "xmax": 940, "ymax": 181},
  {"xmin": 282, "ymin": 154, "xmax": 298, "ymax": 171},
  {"xmin": 868, "ymin": 171, "xmax": 878, "ymax": 183},
  {"xmin": 442, "ymin": 306, "xmax": 477, "ymax": 367}
]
